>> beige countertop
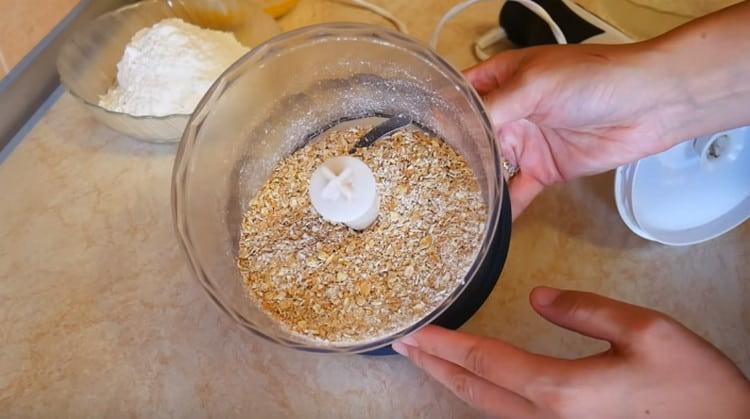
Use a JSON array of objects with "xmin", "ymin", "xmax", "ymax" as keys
[
  {"xmin": 0, "ymin": 1, "xmax": 748, "ymax": 417},
  {"xmin": 0, "ymin": 0, "xmax": 79, "ymax": 78}
]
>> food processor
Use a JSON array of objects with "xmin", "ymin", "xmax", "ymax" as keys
[{"xmin": 172, "ymin": 24, "xmax": 512, "ymax": 354}]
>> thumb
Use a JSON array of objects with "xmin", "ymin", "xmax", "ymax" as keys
[
  {"xmin": 529, "ymin": 286, "xmax": 663, "ymax": 348},
  {"xmin": 481, "ymin": 77, "xmax": 535, "ymax": 128}
]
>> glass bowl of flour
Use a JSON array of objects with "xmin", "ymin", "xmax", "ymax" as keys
[{"xmin": 57, "ymin": 0, "xmax": 281, "ymax": 143}]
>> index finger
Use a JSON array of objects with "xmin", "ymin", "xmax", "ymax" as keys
[
  {"xmin": 463, "ymin": 51, "xmax": 521, "ymax": 96},
  {"xmin": 397, "ymin": 325, "xmax": 561, "ymax": 397},
  {"xmin": 509, "ymin": 172, "xmax": 546, "ymax": 220}
]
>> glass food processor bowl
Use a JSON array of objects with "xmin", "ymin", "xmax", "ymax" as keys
[{"xmin": 172, "ymin": 23, "xmax": 510, "ymax": 353}]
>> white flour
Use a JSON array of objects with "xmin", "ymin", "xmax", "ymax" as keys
[{"xmin": 99, "ymin": 18, "xmax": 248, "ymax": 116}]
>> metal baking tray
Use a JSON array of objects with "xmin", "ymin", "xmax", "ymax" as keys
[{"xmin": 0, "ymin": 0, "xmax": 138, "ymax": 155}]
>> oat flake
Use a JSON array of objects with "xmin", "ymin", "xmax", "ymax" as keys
[{"xmin": 237, "ymin": 127, "xmax": 486, "ymax": 344}]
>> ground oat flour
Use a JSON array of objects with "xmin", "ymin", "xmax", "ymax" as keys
[{"xmin": 237, "ymin": 127, "xmax": 486, "ymax": 344}]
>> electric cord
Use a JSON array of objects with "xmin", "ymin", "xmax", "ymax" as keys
[
  {"xmin": 344, "ymin": 0, "xmax": 410, "ymax": 34},
  {"xmin": 429, "ymin": 0, "xmax": 568, "ymax": 60}
]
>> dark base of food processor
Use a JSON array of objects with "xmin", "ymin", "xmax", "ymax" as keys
[{"xmin": 365, "ymin": 183, "xmax": 512, "ymax": 356}]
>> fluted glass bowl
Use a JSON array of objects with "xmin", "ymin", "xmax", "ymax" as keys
[
  {"xmin": 57, "ymin": 0, "xmax": 280, "ymax": 142},
  {"xmin": 172, "ymin": 24, "xmax": 506, "ymax": 353}
]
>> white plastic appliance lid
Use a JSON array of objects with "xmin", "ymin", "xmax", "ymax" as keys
[{"xmin": 615, "ymin": 126, "xmax": 750, "ymax": 246}]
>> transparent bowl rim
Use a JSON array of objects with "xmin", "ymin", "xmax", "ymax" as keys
[{"xmin": 172, "ymin": 22, "xmax": 505, "ymax": 353}]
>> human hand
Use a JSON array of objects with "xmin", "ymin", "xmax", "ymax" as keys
[
  {"xmin": 466, "ymin": 2, "xmax": 750, "ymax": 217},
  {"xmin": 393, "ymin": 287, "xmax": 750, "ymax": 418},
  {"xmin": 465, "ymin": 42, "xmax": 682, "ymax": 216}
]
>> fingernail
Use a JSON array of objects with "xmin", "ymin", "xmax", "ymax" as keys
[
  {"xmin": 533, "ymin": 286, "xmax": 561, "ymax": 307},
  {"xmin": 398, "ymin": 335, "xmax": 418, "ymax": 347},
  {"xmin": 392, "ymin": 342, "xmax": 409, "ymax": 356}
]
